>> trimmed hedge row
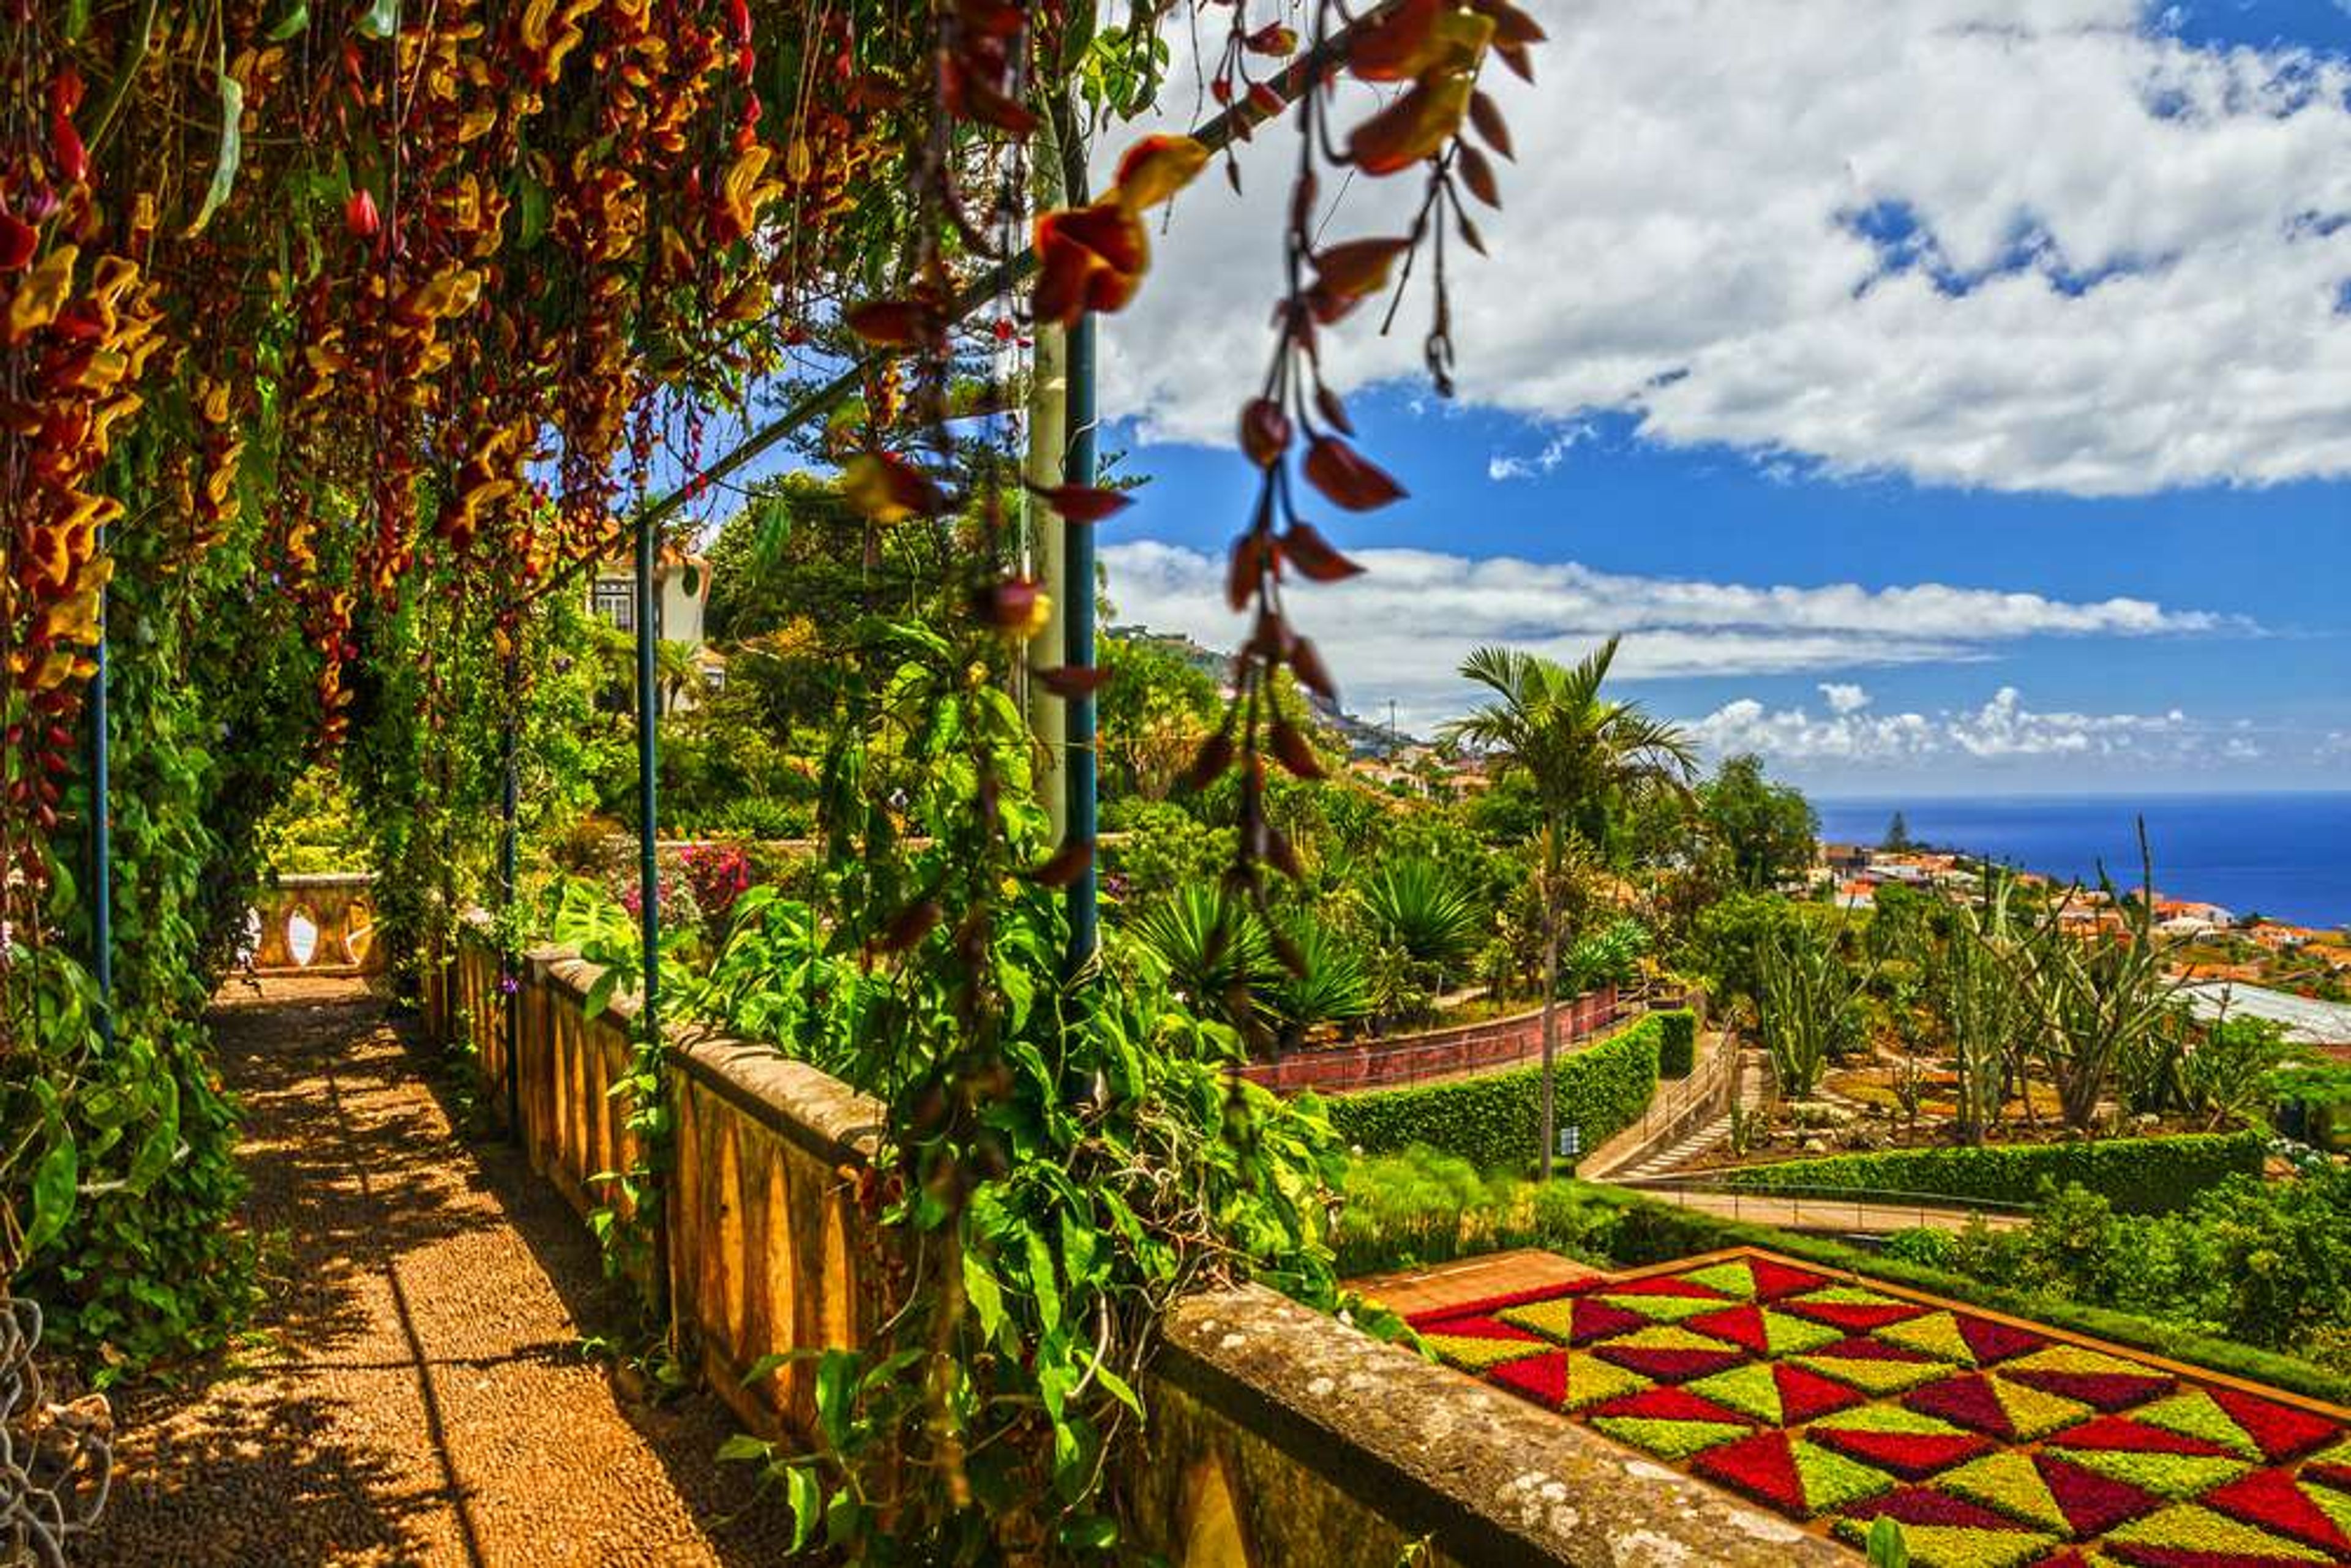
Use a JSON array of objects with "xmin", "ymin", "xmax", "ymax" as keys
[
  {"xmin": 1564, "ymin": 1182, "xmax": 2344, "ymax": 1407},
  {"xmin": 1712, "ymin": 1128, "xmax": 2265, "ymax": 1215},
  {"xmin": 1315, "ymin": 1012, "xmax": 1666, "ymax": 1174},
  {"xmin": 1655, "ymin": 1010, "xmax": 1695, "ymax": 1079}
]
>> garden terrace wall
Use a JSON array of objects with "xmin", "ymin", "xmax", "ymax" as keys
[
  {"xmin": 429, "ymin": 937, "xmax": 1829, "ymax": 1564},
  {"xmin": 1242, "ymin": 986, "xmax": 1670, "ymax": 1095},
  {"xmin": 1704, "ymin": 1128, "xmax": 2267, "ymax": 1215}
]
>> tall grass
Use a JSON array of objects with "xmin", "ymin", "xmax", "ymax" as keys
[{"xmin": 1333, "ymin": 1146, "xmax": 1619, "ymax": 1278}]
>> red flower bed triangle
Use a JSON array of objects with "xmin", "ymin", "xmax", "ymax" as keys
[
  {"xmin": 1594, "ymin": 1340, "xmax": 1749, "ymax": 1382},
  {"xmin": 1686, "ymin": 1304, "xmax": 1769, "ymax": 1353},
  {"xmin": 1785, "ymin": 1297, "xmax": 1927, "ymax": 1332},
  {"xmin": 1692, "ymin": 1429, "xmax": 1807, "ymax": 1514},
  {"xmin": 1491, "ymin": 1351, "xmax": 1568, "ymax": 1407},
  {"xmin": 2050, "ymin": 1416, "xmax": 2233, "ymax": 1457},
  {"xmin": 1569, "ymin": 1299, "xmax": 1651, "ymax": 1345},
  {"xmin": 1746, "ymin": 1257, "xmax": 1834, "ymax": 1299},
  {"xmin": 1905, "ymin": 1372, "xmax": 2019, "ymax": 1438},
  {"xmin": 1775, "ymin": 1363, "xmax": 1869, "ymax": 1422},
  {"xmin": 2100, "ymin": 1547, "xmax": 2334, "ymax": 1567},
  {"xmin": 1590, "ymin": 1384, "xmax": 1756, "ymax": 1426},
  {"xmin": 1954, "ymin": 1315, "xmax": 2047, "ymax": 1366},
  {"xmin": 2038, "ymin": 1452, "xmax": 2162, "ymax": 1535},
  {"xmin": 2199, "ymin": 1469, "xmax": 2351, "ymax": 1556},
  {"xmin": 2005, "ymin": 1367, "xmax": 2176, "ymax": 1412},
  {"xmin": 2203, "ymin": 1388, "xmax": 2341, "ymax": 1464},
  {"xmin": 1808, "ymin": 1425, "xmax": 1993, "ymax": 1480}
]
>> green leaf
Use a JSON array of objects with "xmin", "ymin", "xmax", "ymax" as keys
[
  {"xmin": 1866, "ymin": 1517, "xmax": 1909, "ymax": 1568},
  {"xmin": 264, "ymin": 1, "xmax": 311, "ymax": 40},
  {"xmin": 66, "ymin": 0, "xmax": 91, "ymax": 40},
  {"xmin": 1026, "ymin": 1227, "xmax": 1063, "ymax": 1334},
  {"xmin": 714, "ymin": 1433, "xmax": 771, "ymax": 1463},
  {"xmin": 1058, "ymin": 1512, "xmax": 1118, "ymax": 1550},
  {"xmin": 185, "ymin": 73, "xmax": 245, "ymax": 239},
  {"xmin": 815, "ymin": 1349, "xmax": 858, "ymax": 1452},
  {"xmin": 962, "ymin": 1247, "xmax": 1007, "ymax": 1344},
  {"xmin": 785, "ymin": 1467, "xmax": 822, "ymax": 1553},
  {"xmin": 25, "ymin": 1130, "xmax": 77, "ymax": 1255},
  {"xmin": 356, "ymin": 0, "xmax": 400, "ymax": 39},
  {"xmin": 1091, "ymin": 1360, "xmax": 1144, "ymax": 1421},
  {"xmin": 582, "ymin": 968, "xmax": 620, "ymax": 1019}
]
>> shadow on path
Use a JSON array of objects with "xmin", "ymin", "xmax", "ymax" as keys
[{"xmin": 89, "ymin": 976, "xmax": 793, "ymax": 1568}]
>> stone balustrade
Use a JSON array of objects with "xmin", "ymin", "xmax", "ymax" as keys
[{"xmin": 249, "ymin": 873, "xmax": 382, "ymax": 975}]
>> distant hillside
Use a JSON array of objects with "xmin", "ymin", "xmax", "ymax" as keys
[{"xmin": 1103, "ymin": 623, "xmax": 1414, "ymax": 759}]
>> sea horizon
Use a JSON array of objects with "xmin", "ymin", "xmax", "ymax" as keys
[{"xmin": 1810, "ymin": 790, "xmax": 2351, "ymax": 932}]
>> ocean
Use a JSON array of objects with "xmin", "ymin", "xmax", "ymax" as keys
[{"xmin": 1812, "ymin": 792, "xmax": 2351, "ymax": 931}]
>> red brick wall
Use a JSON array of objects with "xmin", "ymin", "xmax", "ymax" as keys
[{"xmin": 1239, "ymin": 986, "xmax": 1630, "ymax": 1095}]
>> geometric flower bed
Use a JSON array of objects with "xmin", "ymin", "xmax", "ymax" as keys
[{"xmin": 1405, "ymin": 1248, "xmax": 2351, "ymax": 1567}]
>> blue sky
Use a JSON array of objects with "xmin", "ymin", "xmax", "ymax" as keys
[{"xmin": 1084, "ymin": 0, "xmax": 2351, "ymax": 795}]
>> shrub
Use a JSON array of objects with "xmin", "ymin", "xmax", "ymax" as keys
[
  {"xmin": 1315, "ymin": 1011, "xmax": 1665, "ymax": 1174},
  {"xmin": 1655, "ymin": 1008, "xmax": 1696, "ymax": 1078},
  {"xmin": 1332, "ymin": 1148, "xmax": 1619, "ymax": 1276},
  {"xmin": 1714, "ymin": 1129, "xmax": 2265, "ymax": 1215}
]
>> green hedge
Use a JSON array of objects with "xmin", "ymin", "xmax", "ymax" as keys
[
  {"xmin": 1654, "ymin": 1009, "xmax": 1695, "ymax": 1079},
  {"xmin": 1564, "ymin": 1182, "xmax": 2343, "ymax": 1406},
  {"xmin": 1714, "ymin": 1128, "xmax": 2265, "ymax": 1215},
  {"xmin": 1316, "ymin": 1013, "xmax": 1663, "ymax": 1174}
]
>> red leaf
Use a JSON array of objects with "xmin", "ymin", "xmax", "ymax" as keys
[
  {"xmin": 1033, "ymin": 664, "xmax": 1113, "ymax": 697},
  {"xmin": 1346, "ymin": 77, "xmax": 1472, "ymax": 176},
  {"xmin": 1239, "ymin": 397, "xmax": 1291, "ymax": 468},
  {"xmin": 1226, "ymin": 531, "xmax": 1270, "ymax": 610},
  {"xmin": 1469, "ymin": 91, "xmax": 1515, "ymax": 159},
  {"xmin": 1303, "ymin": 436, "xmax": 1406, "ymax": 511},
  {"xmin": 1270, "ymin": 718, "xmax": 1325, "ymax": 779},
  {"xmin": 1313, "ymin": 236, "xmax": 1412, "ymax": 301},
  {"xmin": 1243, "ymin": 21, "xmax": 1298, "ymax": 55},
  {"xmin": 1289, "ymin": 637, "xmax": 1337, "ymax": 701},
  {"xmin": 844, "ymin": 299, "xmax": 941, "ymax": 348},
  {"xmin": 1281, "ymin": 522, "xmax": 1365, "ymax": 582},
  {"xmin": 0, "ymin": 214, "xmax": 34, "ymax": 273},
  {"xmin": 1028, "ymin": 839, "xmax": 1094, "ymax": 888},
  {"xmin": 1182, "ymin": 729, "xmax": 1235, "ymax": 792},
  {"xmin": 1024, "ymin": 481, "xmax": 1132, "ymax": 523},
  {"xmin": 1457, "ymin": 142, "xmax": 1501, "ymax": 209},
  {"xmin": 345, "ymin": 187, "xmax": 381, "ymax": 239}
]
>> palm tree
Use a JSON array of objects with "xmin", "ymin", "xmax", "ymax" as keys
[{"xmin": 1442, "ymin": 637, "xmax": 1697, "ymax": 1177}]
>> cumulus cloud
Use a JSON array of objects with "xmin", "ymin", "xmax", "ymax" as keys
[
  {"xmin": 1821, "ymin": 683, "xmax": 1873, "ymax": 715},
  {"xmin": 1103, "ymin": 540, "xmax": 2230, "ymax": 725},
  {"xmin": 1691, "ymin": 685, "xmax": 2202, "ymax": 766},
  {"xmin": 1104, "ymin": 1, "xmax": 2351, "ymax": 494}
]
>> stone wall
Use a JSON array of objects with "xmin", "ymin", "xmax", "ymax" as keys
[{"xmin": 431, "ymin": 936, "xmax": 1845, "ymax": 1566}]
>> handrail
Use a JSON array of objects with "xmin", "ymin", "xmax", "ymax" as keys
[{"xmin": 1609, "ymin": 1174, "xmax": 2036, "ymax": 1212}]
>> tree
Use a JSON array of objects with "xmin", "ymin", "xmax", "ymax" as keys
[
  {"xmin": 1097, "ymin": 634, "xmax": 1222, "ymax": 801},
  {"xmin": 1442, "ymin": 638, "xmax": 1697, "ymax": 1177},
  {"xmin": 1700, "ymin": 754, "xmax": 1819, "ymax": 891},
  {"xmin": 1882, "ymin": 810, "xmax": 1914, "ymax": 851}
]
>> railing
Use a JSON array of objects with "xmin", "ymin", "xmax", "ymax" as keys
[
  {"xmin": 247, "ymin": 872, "xmax": 381, "ymax": 974},
  {"xmin": 1607, "ymin": 1174, "xmax": 2035, "ymax": 1234},
  {"xmin": 1241, "ymin": 983, "xmax": 1696, "ymax": 1095}
]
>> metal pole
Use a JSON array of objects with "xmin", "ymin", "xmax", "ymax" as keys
[
  {"xmin": 1063, "ymin": 311, "xmax": 1099, "ymax": 970},
  {"xmin": 88, "ymin": 528, "xmax": 112, "ymax": 1050},
  {"xmin": 633, "ymin": 512, "xmax": 670, "ymax": 1325},
  {"xmin": 500, "ymin": 650, "xmax": 521, "ymax": 1141}
]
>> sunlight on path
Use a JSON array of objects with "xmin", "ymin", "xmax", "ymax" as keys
[{"xmin": 88, "ymin": 977, "xmax": 790, "ymax": 1567}]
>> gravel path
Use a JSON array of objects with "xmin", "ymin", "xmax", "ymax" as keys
[{"xmin": 89, "ymin": 975, "xmax": 794, "ymax": 1567}]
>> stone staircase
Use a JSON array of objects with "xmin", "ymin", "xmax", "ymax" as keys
[{"xmin": 1609, "ymin": 1050, "xmax": 1772, "ymax": 1182}]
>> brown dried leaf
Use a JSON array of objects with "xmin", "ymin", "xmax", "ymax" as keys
[
  {"xmin": 1270, "ymin": 718, "xmax": 1326, "ymax": 780},
  {"xmin": 1303, "ymin": 436, "xmax": 1408, "ymax": 512},
  {"xmin": 1281, "ymin": 521, "xmax": 1365, "ymax": 582},
  {"xmin": 1024, "ymin": 481, "xmax": 1133, "ymax": 523},
  {"xmin": 1469, "ymin": 91, "xmax": 1515, "ymax": 160},
  {"xmin": 1239, "ymin": 397, "xmax": 1292, "ymax": 468},
  {"xmin": 1182, "ymin": 729, "xmax": 1236, "ymax": 792},
  {"xmin": 1027, "ymin": 839, "xmax": 1095, "ymax": 888},
  {"xmin": 1033, "ymin": 664, "xmax": 1114, "ymax": 698},
  {"xmin": 1289, "ymin": 637, "xmax": 1338, "ymax": 702},
  {"xmin": 1457, "ymin": 142, "xmax": 1501, "ymax": 209}
]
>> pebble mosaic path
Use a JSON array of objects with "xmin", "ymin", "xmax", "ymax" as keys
[{"xmin": 88, "ymin": 976, "xmax": 792, "ymax": 1567}]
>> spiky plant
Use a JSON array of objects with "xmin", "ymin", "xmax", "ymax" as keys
[{"xmin": 1357, "ymin": 857, "xmax": 1483, "ymax": 972}]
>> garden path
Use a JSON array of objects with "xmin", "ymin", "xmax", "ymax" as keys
[{"xmin": 88, "ymin": 976, "xmax": 792, "ymax": 1567}]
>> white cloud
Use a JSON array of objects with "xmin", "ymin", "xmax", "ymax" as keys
[
  {"xmin": 1692, "ymin": 685, "xmax": 2202, "ymax": 765},
  {"xmin": 1821, "ymin": 682, "xmax": 1872, "ymax": 714},
  {"xmin": 1487, "ymin": 422, "xmax": 1597, "ymax": 481},
  {"xmin": 1106, "ymin": 1, "xmax": 2351, "ymax": 494},
  {"xmin": 1103, "ymin": 539, "xmax": 2229, "ymax": 725}
]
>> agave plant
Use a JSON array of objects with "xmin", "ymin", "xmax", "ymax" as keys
[
  {"xmin": 1357, "ymin": 857, "xmax": 1483, "ymax": 972},
  {"xmin": 1265, "ymin": 916, "xmax": 1374, "ymax": 1046},
  {"xmin": 1129, "ymin": 885, "xmax": 1279, "ymax": 1029}
]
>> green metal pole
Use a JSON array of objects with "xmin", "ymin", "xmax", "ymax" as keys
[
  {"xmin": 1063, "ymin": 312, "xmax": 1098, "ymax": 970},
  {"xmin": 88, "ymin": 528, "xmax": 112, "ymax": 1049},
  {"xmin": 633, "ymin": 512, "xmax": 670, "ymax": 1325},
  {"xmin": 500, "ymin": 650, "xmax": 521, "ymax": 1141}
]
